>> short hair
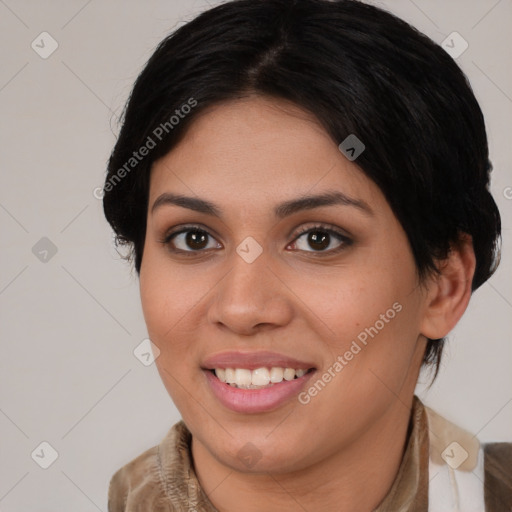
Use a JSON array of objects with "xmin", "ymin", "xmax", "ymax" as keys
[{"xmin": 102, "ymin": 0, "xmax": 501, "ymax": 378}]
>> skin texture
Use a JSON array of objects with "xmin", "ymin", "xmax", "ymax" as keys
[{"xmin": 139, "ymin": 96, "xmax": 476, "ymax": 511}]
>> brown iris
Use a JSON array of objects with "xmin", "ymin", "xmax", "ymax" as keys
[
  {"xmin": 186, "ymin": 230, "xmax": 209, "ymax": 250},
  {"xmin": 308, "ymin": 231, "xmax": 329, "ymax": 251}
]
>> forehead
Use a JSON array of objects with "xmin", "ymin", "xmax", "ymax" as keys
[{"xmin": 148, "ymin": 96, "xmax": 381, "ymax": 213}]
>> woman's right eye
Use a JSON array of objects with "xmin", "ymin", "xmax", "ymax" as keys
[{"xmin": 160, "ymin": 226, "xmax": 222, "ymax": 254}]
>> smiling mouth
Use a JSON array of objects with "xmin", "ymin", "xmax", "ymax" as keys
[{"xmin": 209, "ymin": 367, "xmax": 316, "ymax": 389}]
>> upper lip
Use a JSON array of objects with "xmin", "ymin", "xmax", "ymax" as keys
[{"xmin": 202, "ymin": 350, "xmax": 316, "ymax": 371}]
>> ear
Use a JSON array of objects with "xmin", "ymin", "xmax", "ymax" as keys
[{"xmin": 420, "ymin": 234, "xmax": 476, "ymax": 340}]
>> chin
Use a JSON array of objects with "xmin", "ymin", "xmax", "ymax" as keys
[{"xmin": 202, "ymin": 420, "xmax": 314, "ymax": 473}]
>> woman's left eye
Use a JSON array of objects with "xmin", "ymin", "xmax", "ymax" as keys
[{"xmin": 289, "ymin": 225, "xmax": 352, "ymax": 254}]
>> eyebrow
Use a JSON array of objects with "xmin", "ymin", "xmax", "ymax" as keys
[{"xmin": 151, "ymin": 190, "xmax": 374, "ymax": 218}]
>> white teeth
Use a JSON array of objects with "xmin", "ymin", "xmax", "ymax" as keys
[
  {"xmin": 283, "ymin": 368, "xmax": 295, "ymax": 381},
  {"xmin": 235, "ymin": 368, "xmax": 252, "ymax": 386},
  {"xmin": 215, "ymin": 368, "xmax": 226, "ymax": 382},
  {"xmin": 225, "ymin": 368, "xmax": 236, "ymax": 384},
  {"xmin": 213, "ymin": 367, "xmax": 310, "ymax": 388},
  {"xmin": 269, "ymin": 367, "xmax": 284, "ymax": 383},
  {"xmin": 252, "ymin": 367, "xmax": 270, "ymax": 386}
]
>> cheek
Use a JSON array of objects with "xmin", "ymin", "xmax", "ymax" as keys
[
  {"xmin": 139, "ymin": 249, "xmax": 194, "ymax": 358},
  {"xmin": 140, "ymin": 243, "xmax": 198, "ymax": 334},
  {"xmin": 291, "ymin": 252, "xmax": 416, "ymax": 341},
  {"xmin": 139, "ymin": 245, "xmax": 223, "ymax": 387},
  {"xmin": 139, "ymin": 258, "xmax": 202, "ymax": 410},
  {"xmin": 292, "ymin": 241, "xmax": 422, "ymax": 386}
]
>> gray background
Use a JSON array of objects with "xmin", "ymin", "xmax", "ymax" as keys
[{"xmin": 0, "ymin": 0, "xmax": 510, "ymax": 510}]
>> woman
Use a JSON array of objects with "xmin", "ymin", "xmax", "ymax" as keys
[{"xmin": 102, "ymin": 0, "xmax": 510, "ymax": 510}]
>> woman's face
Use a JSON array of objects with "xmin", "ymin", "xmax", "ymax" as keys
[{"xmin": 140, "ymin": 96, "xmax": 429, "ymax": 473}]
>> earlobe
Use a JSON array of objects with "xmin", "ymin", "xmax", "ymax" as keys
[{"xmin": 420, "ymin": 234, "xmax": 476, "ymax": 340}]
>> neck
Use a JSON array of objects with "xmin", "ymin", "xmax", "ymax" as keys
[{"xmin": 191, "ymin": 393, "xmax": 417, "ymax": 512}]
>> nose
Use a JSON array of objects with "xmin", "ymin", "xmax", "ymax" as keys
[{"xmin": 207, "ymin": 245, "xmax": 294, "ymax": 336}]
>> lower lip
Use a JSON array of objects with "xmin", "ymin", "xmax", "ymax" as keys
[{"xmin": 204, "ymin": 370, "xmax": 315, "ymax": 414}]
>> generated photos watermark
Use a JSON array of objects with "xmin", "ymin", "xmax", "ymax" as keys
[
  {"xmin": 298, "ymin": 301, "xmax": 403, "ymax": 405},
  {"xmin": 94, "ymin": 97, "xmax": 198, "ymax": 199}
]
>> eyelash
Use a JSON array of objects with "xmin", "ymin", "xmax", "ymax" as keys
[{"xmin": 158, "ymin": 223, "xmax": 353, "ymax": 257}]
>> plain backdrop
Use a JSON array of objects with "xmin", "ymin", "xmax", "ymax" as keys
[{"xmin": 0, "ymin": 0, "xmax": 511, "ymax": 510}]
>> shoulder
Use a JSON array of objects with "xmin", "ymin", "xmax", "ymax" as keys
[
  {"xmin": 483, "ymin": 440, "xmax": 512, "ymax": 466},
  {"xmin": 107, "ymin": 444, "xmax": 165, "ymax": 512},
  {"xmin": 423, "ymin": 402, "xmax": 512, "ymax": 468},
  {"xmin": 421, "ymin": 400, "xmax": 512, "ymax": 511},
  {"xmin": 107, "ymin": 423, "xmax": 186, "ymax": 512},
  {"xmin": 482, "ymin": 441, "xmax": 512, "ymax": 510}
]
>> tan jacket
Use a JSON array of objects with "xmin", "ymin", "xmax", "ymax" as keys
[{"xmin": 108, "ymin": 396, "xmax": 512, "ymax": 511}]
